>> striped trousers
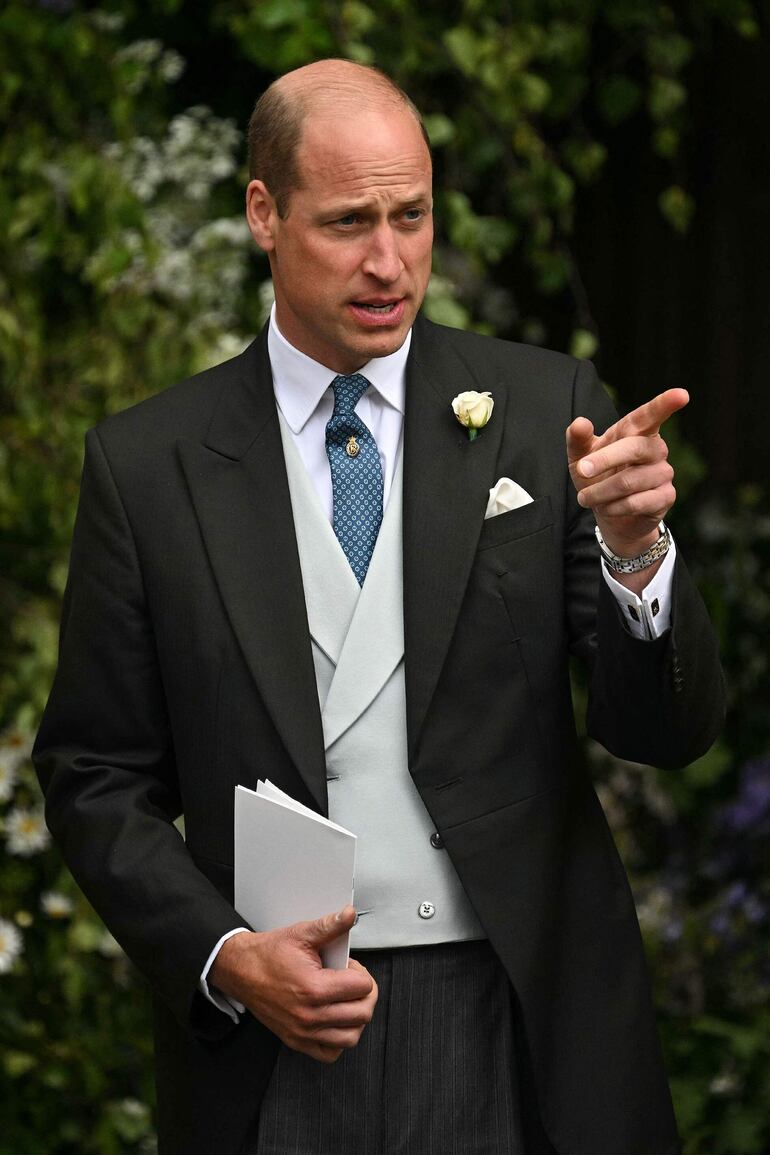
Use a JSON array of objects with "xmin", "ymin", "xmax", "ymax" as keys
[{"xmin": 241, "ymin": 939, "xmax": 550, "ymax": 1155}]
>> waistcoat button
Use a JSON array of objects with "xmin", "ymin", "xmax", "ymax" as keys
[{"xmin": 430, "ymin": 832, "xmax": 444, "ymax": 849}]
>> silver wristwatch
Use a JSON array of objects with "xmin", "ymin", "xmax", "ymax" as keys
[{"xmin": 594, "ymin": 521, "xmax": 671, "ymax": 574}]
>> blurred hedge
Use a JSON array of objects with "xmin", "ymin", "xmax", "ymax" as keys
[{"xmin": 1, "ymin": 3, "xmax": 767, "ymax": 1152}]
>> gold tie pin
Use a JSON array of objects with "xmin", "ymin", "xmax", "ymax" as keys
[{"xmin": 346, "ymin": 436, "xmax": 360, "ymax": 458}]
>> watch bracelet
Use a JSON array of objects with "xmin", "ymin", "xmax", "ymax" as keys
[{"xmin": 595, "ymin": 521, "xmax": 671, "ymax": 574}]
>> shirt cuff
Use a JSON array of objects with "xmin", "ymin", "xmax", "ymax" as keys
[
  {"xmin": 600, "ymin": 537, "xmax": 677, "ymax": 640},
  {"xmin": 199, "ymin": 927, "xmax": 250, "ymax": 1022}
]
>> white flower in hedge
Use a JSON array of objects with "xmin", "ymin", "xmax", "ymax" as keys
[
  {"xmin": 5, "ymin": 805, "xmax": 50, "ymax": 856},
  {"xmin": 41, "ymin": 892, "xmax": 75, "ymax": 919},
  {"xmin": 119, "ymin": 1099, "xmax": 149, "ymax": 1121},
  {"xmin": 0, "ymin": 727, "xmax": 33, "ymax": 772},
  {"xmin": 0, "ymin": 758, "xmax": 17, "ymax": 804},
  {"xmin": 710, "ymin": 1071, "xmax": 740, "ymax": 1097},
  {"xmin": 451, "ymin": 391, "xmax": 494, "ymax": 441},
  {"xmin": 0, "ymin": 919, "xmax": 22, "ymax": 974}
]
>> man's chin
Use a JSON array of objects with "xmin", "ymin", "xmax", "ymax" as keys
[
  {"xmin": 343, "ymin": 317, "xmax": 414, "ymax": 364},
  {"xmin": 298, "ymin": 313, "xmax": 416, "ymax": 373}
]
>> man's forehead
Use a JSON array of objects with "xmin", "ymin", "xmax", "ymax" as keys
[
  {"xmin": 300, "ymin": 99, "xmax": 421, "ymax": 140},
  {"xmin": 297, "ymin": 105, "xmax": 431, "ymax": 177}
]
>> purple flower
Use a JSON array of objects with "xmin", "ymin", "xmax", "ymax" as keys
[
  {"xmin": 709, "ymin": 910, "xmax": 732, "ymax": 938},
  {"xmin": 661, "ymin": 918, "xmax": 684, "ymax": 943},
  {"xmin": 721, "ymin": 757, "xmax": 770, "ymax": 834},
  {"xmin": 709, "ymin": 882, "xmax": 767, "ymax": 942},
  {"xmin": 744, "ymin": 895, "xmax": 766, "ymax": 925},
  {"xmin": 725, "ymin": 880, "xmax": 748, "ymax": 907}
]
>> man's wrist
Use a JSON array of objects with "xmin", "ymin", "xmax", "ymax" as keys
[
  {"xmin": 595, "ymin": 521, "xmax": 671, "ymax": 573},
  {"xmin": 200, "ymin": 927, "xmax": 251, "ymax": 1018},
  {"xmin": 605, "ymin": 555, "xmax": 664, "ymax": 596},
  {"xmin": 208, "ymin": 928, "xmax": 258, "ymax": 1003}
]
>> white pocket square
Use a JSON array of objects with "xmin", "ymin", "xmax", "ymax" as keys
[{"xmin": 484, "ymin": 477, "xmax": 534, "ymax": 519}]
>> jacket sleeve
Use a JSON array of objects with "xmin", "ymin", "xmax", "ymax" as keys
[
  {"xmin": 33, "ymin": 428, "xmax": 245, "ymax": 1041},
  {"xmin": 563, "ymin": 359, "xmax": 726, "ymax": 769}
]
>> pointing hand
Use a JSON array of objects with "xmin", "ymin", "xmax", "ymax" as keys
[{"xmin": 566, "ymin": 388, "xmax": 688, "ymax": 560}]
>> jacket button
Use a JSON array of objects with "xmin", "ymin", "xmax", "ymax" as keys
[
  {"xmin": 418, "ymin": 901, "xmax": 436, "ymax": 919},
  {"xmin": 430, "ymin": 832, "xmax": 444, "ymax": 849}
]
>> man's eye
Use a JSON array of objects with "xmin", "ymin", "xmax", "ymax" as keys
[
  {"xmin": 335, "ymin": 214, "xmax": 359, "ymax": 226},
  {"xmin": 403, "ymin": 209, "xmax": 423, "ymax": 221}
]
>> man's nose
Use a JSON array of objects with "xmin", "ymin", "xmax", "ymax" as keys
[{"xmin": 361, "ymin": 225, "xmax": 403, "ymax": 283}]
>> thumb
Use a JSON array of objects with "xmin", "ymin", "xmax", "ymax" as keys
[
  {"xmin": 293, "ymin": 905, "xmax": 356, "ymax": 948},
  {"xmin": 565, "ymin": 416, "xmax": 596, "ymax": 465}
]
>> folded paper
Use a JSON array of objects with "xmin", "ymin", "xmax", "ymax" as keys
[{"xmin": 234, "ymin": 780, "xmax": 356, "ymax": 970}]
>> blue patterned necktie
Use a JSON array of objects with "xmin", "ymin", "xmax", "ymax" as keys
[{"xmin": 325, "ymin": 373, "xmax": 384, "ymax": 585}]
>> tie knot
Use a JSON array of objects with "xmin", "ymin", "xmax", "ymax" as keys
[{"xmin": 331, "ymin": 373, "xmax": 370, "ymax": 417}]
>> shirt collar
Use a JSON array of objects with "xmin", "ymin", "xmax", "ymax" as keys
[{"xmin": 268, "ymin": 302, "xmax": 409, "ymax": 434}]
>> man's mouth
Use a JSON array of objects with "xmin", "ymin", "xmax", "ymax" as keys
[
  {"xmin": 348, "ymin": 298, "xmax": 407, "ymax": 328},
  {"xmin": 353, "ymin": 301, "xmax": 400, "ymax": 313}
]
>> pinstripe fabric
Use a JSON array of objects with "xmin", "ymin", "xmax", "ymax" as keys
[{"xmin": 245, "ymin": 940, "xmax": 525, "ymax": 1155}]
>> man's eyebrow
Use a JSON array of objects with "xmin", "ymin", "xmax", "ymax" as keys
[{"xmin": 319, "ymin": 192, "xmax": 433, "ymax": 216}]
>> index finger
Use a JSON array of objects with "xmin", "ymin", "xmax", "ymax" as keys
[{"xmin": 612, "ymin": 388, "xmax": 689, "ymax": 439}]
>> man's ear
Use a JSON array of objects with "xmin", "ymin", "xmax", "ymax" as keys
[{"xmin": 246, "ymin": 179, "xmax": 278, "ymax": 253}]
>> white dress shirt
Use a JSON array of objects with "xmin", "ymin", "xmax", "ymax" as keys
[
  {"xmin": 268, "ymin": 303, "xmax": 408, "ymax": 518},
  {"xmin": 199, "ymin": 308, "xmax": 676, "ymax": 1018}
]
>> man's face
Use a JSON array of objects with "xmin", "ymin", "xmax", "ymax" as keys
[{"xmin": 250, "ymin": 104, "xmax": 433, "ymax": 373}]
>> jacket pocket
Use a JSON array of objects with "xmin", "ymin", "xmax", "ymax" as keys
[{"xmin": 476, "ymin": 495, "xmax": 553, "ymax": 551}]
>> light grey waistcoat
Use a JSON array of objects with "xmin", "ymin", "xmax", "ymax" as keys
[{"xmin": 278, "ymin": 414, "xmax": 484, "ymax": 949}]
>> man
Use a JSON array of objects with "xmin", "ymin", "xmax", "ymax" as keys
[{"xmin": 35, "ymin": 59, "xmax": 723, "ymax": 1155}]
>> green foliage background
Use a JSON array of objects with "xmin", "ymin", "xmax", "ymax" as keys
[{"xmin": 1, "ymin": 2, "xmax": 767, "ymax": 1152}]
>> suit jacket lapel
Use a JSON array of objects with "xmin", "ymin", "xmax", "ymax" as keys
[
  {"xmin": 177, "ymin": 329, "xmax": 328, "ymax": 814},
  {"xmin": 403, "ymin": 316, "xmax": 507, "ymax": 760}
]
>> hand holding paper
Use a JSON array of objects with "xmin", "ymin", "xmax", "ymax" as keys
[
  {"xmin": 209, "ymin": 904, "xmax": 377, "ymax": 1064},
  {"xmin": 208, "ymin": 781, "xmax": 376, "ymax": 1064}
]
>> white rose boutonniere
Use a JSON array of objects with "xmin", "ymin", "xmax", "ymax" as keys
[{"xmin": 452, "ymin": 390, "xmax": 494, "ymax": 441}]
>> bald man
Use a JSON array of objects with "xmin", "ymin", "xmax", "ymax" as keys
[{"xmin": 35, "ymin": 60, "xmax": 723, "ymax": 1155}]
